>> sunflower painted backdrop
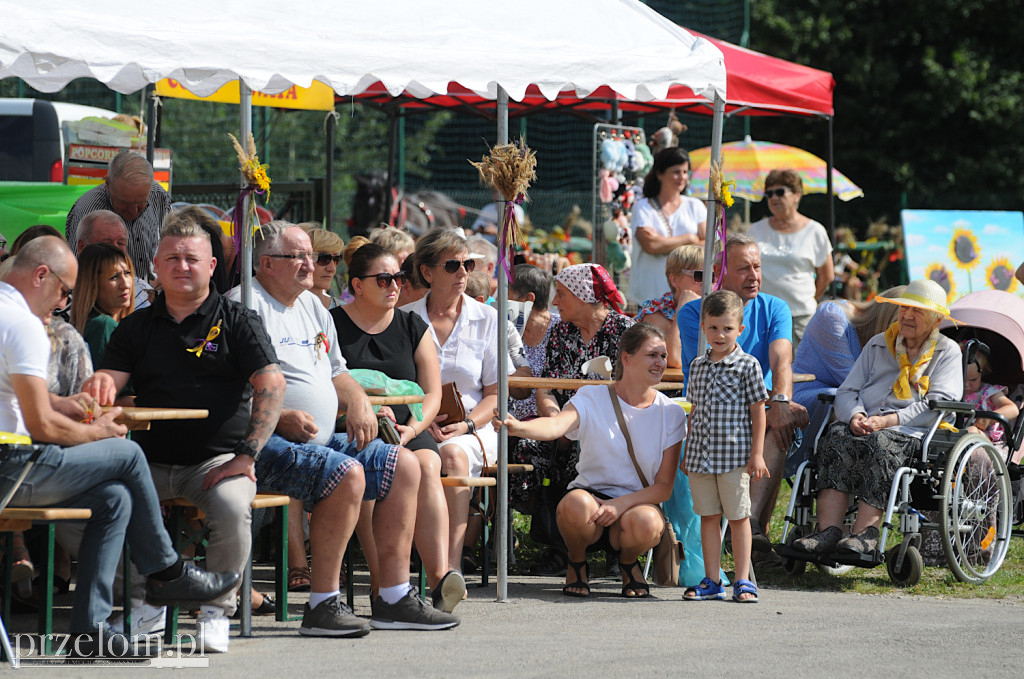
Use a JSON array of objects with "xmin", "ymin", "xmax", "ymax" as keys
[{"xmin": 901, "ymin": 210, "xmax": 1024, "ymax": 304}]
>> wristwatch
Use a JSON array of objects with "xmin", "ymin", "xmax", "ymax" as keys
[
  {"xmin": 233, "ymin": 440, "xmax": 260, "ymax": 461},
  {"xmin": 463, "ymin": 418, "xmax": 477, "ymax": 434},
  {"xmin": 771, "ymin": 394, "xmax": 790, "ymax": 404}
]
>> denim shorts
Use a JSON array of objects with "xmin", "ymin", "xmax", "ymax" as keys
[{"xmin": 257, "ymin": 434, "xmax": 398, "ymax": 511}]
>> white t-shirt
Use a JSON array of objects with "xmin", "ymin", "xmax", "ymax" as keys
[
  {"xmin": 748, "ymin": 218, "xmax": 832, "ymax": 318},
  {"xmin": 229, "ymin": 281, "xmax": 346, "ymax": 446},
  {"xmin": 566, "ymin": 385, "xmax": 687, "ymax": 498},
  {"xmin": 402, "ymin": 292, "xmax": 514, "ymax": 413},
  {"xmin": 628, "ymin": 195, "xmax": 706, "ymax": 305},
  {"xmin": 0, "ymin": 283, "xmax": 49, "ymax": 438}
]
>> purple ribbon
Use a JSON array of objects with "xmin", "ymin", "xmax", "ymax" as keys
[
  {"xmin": 230, "ymin": 185, "xmax": 266, "ymax": 277},
  {"xmin": 712, "ymin": 200, "xmax": 728, "ymax": 291},
  {"xmin": 498, "ymin": 194, "xmax": 524, "ymax": 282}
]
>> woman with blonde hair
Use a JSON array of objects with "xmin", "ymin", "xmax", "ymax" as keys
[
  {"xmin": 634, "ymin": 243, "xmax": 704, "ymax": 368},
  {"xmin": 369, "ymin": 226, "xmax": 416, "ymax": 264},
  {"xmin": 69, "ymin": 243, "xmax": 135, "ymax": 365},
  {"xmin": 299, "ymin": 222, "xmax": 346, "ymax": 309}
]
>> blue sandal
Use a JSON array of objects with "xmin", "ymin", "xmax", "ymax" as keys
[
  {"xmin": 682, "ymin": 577, "xmax": 726, "ymax": 601},
  {"xmin": 732, "ymin": 578, "xmax": 759, "ymax": 603}
]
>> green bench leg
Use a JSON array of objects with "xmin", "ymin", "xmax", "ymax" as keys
[
  {"xmin": 275, "ymin": 503, "xmax": 289, "ymax": 622},
  {"xmin": 37, "ymin": 524, "xmax": 54, "ymax": 655}
]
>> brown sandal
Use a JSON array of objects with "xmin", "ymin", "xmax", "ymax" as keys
[{"xmin": 288, "ymin": 566, "xmax": 311, "ymax": 592}]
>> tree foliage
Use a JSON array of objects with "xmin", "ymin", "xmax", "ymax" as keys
[{"xmin": 749, "ymin": 0, "xmax": 1024, "ymax": 227}]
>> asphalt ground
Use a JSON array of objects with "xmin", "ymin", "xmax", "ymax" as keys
[{"xmin": 5, "ymin": 564, "xmax": 1023, "ymax": 677}]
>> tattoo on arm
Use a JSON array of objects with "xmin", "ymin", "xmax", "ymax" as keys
[{"xmin": 243, "ymin": 364, "xmax": 285, "ymax": 451}]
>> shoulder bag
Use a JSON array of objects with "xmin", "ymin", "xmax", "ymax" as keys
[{"xmin": 607, "ymin": 384, "xmax": 683, "ymax": 587}]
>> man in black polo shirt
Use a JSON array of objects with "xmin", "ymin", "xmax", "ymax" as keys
[{"xmin": 83, "ymin": 213, "xmax": 286, "ymax": 653}]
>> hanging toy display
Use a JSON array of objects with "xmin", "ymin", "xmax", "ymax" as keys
[
  {"xmin": 592, "ymin": 124, "xmax": 647, "ymax": 273},
  {"xmin": 469, "ymin": 139, "xmax": 537, "ymax": 281}
]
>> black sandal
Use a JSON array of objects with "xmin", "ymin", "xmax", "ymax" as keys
[
  {"xmin": 562, "ymin": 560, "xmax": 590, "ymax": 598},
  {"xmin": 619, "ymin": 560, "xmax": 650, "ymax": 599}
]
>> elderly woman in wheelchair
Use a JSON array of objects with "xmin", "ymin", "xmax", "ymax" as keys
[{"xmin": 780, "ymin": 280, "xmax": 1016, "ymax": 585}]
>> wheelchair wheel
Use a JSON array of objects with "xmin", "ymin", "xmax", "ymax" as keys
[
  {"xmin": 939, "ymin": 434, "xmax": 1013, "ymax": 584},
  {"xmin": 886, "ymin": 544, "xmax": 923, "ymax": 587}
]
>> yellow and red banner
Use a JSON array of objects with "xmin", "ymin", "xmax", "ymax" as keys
[{"xmin": 155, "ymin": 79, "xmax": 335, "ymax": 111}]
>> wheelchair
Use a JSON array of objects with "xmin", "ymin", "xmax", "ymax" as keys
[{"xmin": 775, "ymin": 392, "xmax": 1015, "ymax": 587}]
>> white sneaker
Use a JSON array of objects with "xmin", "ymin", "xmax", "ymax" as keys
[
  {"xmin": 109, "ymin": 600, "xmax": 167, "ymax": 637},
  {"xmin": 196, "ymin": 611, "xmax": 230, "ymax": 653}
]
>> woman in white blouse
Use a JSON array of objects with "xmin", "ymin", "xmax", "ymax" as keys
[
  {"xmin": 628, "ymin": 146, "xmax": 707, "ymax": 307},
  {"xmin": 748, "ymin": 169, "xmax": 835, "ymax": 346},
  {"xmin": 402, "ymin": 228, "xmax": 513, "ymax": 578},
  {"xmin": 493, "ymin": 323, "xmax": 686, "ymax": 599}
]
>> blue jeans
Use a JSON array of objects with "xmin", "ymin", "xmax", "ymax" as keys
[
  {"xmin": 258, "ymin": 434, "xmax": 398, "ymax": 510},
  {"xmin": 0, "ymin": 439, "xmax": 178, "ymax": 633}
]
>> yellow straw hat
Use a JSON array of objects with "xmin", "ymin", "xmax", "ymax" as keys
[{"xmin": 875, "ymin": 279, "xmax": 961, "ymax": 324}]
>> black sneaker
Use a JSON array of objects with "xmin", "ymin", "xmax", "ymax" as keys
[
  {"xmin": 792, "ymin": 526, "xmax": 843, "ymax": 554},
  {"xmin": 430, "ymin": 570, "xmax": 466, "ymax": 613},
  {"xmin": 370, "ymin": 590, "xmax": 460, "ymax": 630},
  {"xmin": 299, "ymin": 594, "xmax": 370, "ymax": 637}
]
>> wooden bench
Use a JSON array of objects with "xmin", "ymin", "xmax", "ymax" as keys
[
  {"xmin": 155, "ymin": 493, "xmax": 290, "ymax": 642},
  {"xmin": 1, "ymin": 507, "xmax": 92, "ymax": 656}
]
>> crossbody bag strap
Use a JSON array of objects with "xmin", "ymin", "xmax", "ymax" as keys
[
  {"xmin": 607, "ymin": 384, "xmax": 650, "ymax": 488},
  {"xmin": 649, "ymin": 197, "xmax": 672, "ymax": 236}
]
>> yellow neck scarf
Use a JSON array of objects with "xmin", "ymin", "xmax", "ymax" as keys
[{"xmin": 884, "ymin": 322, "xmax": 938, "ymax": 399}]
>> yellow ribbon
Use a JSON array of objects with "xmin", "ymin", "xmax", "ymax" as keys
[
  {"xmin": 884, "ymin": 322, "xmax": 956, "ymax": 431},
  {"xmin": 187, "ymin": 319, "xmax": 222, "ymax": 358}
]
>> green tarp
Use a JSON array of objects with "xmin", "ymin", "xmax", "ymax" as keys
[{"xmin": 0, "ymin": 182, "xmax": 93, "ymax": 243}]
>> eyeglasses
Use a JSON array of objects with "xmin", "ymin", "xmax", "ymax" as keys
[
  {"xmin": 441, "ymin": 258, "xmax": 476, "ymax": 274},
  {"xmin": 315, "ymin": 253, "xmax": 342, "ymax": 266},
  {"xmin": 764, "ymin": 188, "xmax": 789, "ymax": 199},
  {"xmin": 48, "ymin": 269, "xmax": 74, "ymax": 310},
  {"xmin": 357, "ymin": 271, "xmax": 407, "ymax": 289},
  {"xmin": 267, "ymin": 252, "xmax": 314, "ymax": 262},
  {"xmin": 679, "ymin": 268, "xmax": 703, "ymax": 283}
]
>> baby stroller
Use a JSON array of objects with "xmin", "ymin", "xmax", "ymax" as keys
[
  {"xmin": 940, "ymin": 291, "xmax": 1024, "ymax": 529},
  {"xmin": 774, "ymin": 291, "xmax": 1024, "ymax": 586}
]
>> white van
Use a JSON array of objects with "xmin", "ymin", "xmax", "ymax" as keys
[{"xmin": 0, "ymin": 98, "xmax": 122, "ymax": 182}]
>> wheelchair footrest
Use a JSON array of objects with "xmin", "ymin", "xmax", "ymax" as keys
[{"xmin": 776, "ymin": 544, "xmax": 883, "ymax": 568}]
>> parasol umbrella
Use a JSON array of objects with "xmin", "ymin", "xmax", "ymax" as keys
[{"xmin": 687, "ymin": 136, "xmax": 864, "ymax": 202}]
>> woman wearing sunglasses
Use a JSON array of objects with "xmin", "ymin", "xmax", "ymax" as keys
[
  {"xmin": 748, "ymin": 169, "xmax": 834, "ymax": 347},
  {"xmin": 627, "ymin": 146, "xmax": 706, "ymax": 309},
  {"xmin": 401, "ymin": 228, "xmax": 512, "ymax": 581},
  {"xmin": 634, "ymin": 244, "xmax": 704, "ymax": 369},
  {"xmin": 298, "ymin": 223, "xmax": 346, "ymax": 309},
  {"xmin": 332, "ymin": 235, "xmax": 466, "ymax": 610}
]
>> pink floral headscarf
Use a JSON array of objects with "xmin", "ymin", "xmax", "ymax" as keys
[{"xmin": 554, "ymin": 263, "xmax": 625, "ymax": 313}]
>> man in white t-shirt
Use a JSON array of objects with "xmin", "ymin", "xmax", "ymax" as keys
[
  {"xmin": 233, "ymin": 222, "xmax": 459, "ymax": 633},
  {"xmin": 0, "ymin": 236, "xmax": 239, "ymax": 656}
]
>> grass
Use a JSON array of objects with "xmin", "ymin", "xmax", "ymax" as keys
[{"xmin": 507, "ymin": 487, "xmax": 1024, "ymax": 598}]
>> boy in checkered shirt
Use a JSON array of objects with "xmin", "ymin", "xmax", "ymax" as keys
[{"xmin": 682, "ymin": 290, "xmax": 768, "ymax": 603}]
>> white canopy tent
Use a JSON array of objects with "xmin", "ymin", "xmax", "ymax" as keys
[{"xmin": 1, "ymin": 0, "xmax": 727, "ymax": 601}]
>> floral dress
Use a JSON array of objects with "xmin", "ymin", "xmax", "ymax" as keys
[
  {"xmin": 510, "ymin": 311, "xmax": 635, "ymax": 516},
  {"xmin": 634, "ymin": 291, "xmax": 677, "ymax": 324},
  {"xmin": 509, "ymin": 310, "xmax": 560, "ymax": 422}
]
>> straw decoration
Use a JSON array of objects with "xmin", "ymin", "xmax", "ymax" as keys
[
  {"xmin": 709, "ymin": 159, "xmax": 735, "ymax": 291},
  {"xmin": 228, "ymin": 132, "xmax": 272, "ymax": 278},
  {"xmin": 469, "ymin": 139, "xmax": 537, "ymax": 281}
]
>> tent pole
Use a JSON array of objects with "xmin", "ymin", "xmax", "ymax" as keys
[
  {"xmin": 698, "ymin": 94, "xmax": 726, "ymax": 356},
  {"xmin": 826, "ymin": 116, "xmax": 836, "ymax": 298},
  {"xmin": 325, "ymin": 109, "xmax": 336, "ymax": 231},
  {"xmin": 496, "ymin": 86, "xmax": 510, "ymax": 603},
  {"xmin": 383, "ymin": 110, "xmax": 398, "ymax": 226},
  {"xmin": 240, "ymin": 82, "xmax": 254, "ymax": 310}
]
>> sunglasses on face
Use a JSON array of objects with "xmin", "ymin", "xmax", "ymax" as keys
[
  {"xmin": 679, "ymin": 268, "xmax": 703, "ymax": 283},
  {"xmin": 357, "ymin": 271, "xmax": 407, "ymax": 288},
  {"xmin": 764, "ymin": 188, "xmax": 788, "ymax": 199},
  {"xmin": 441, "ymin": 258, "xmax": 476, "ymax": 274},
  {"xmin": 267, "ymin": 252, "xmax": 314, "ymax": 262},
  {"xmin": 315, "ymin": 253, "xmax": 341, "ymax": 266}
]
